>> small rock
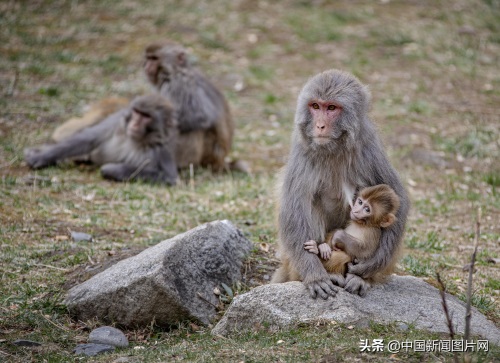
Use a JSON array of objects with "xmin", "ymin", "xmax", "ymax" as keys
[
  {"xmin": 13, "ymin": 339, "xmax": 41, "ymax": 347},
  {"xmin": 74, "ymin": 343, "xmax": 115, "ymax": 356},
  {"xmin": 112, "ymin": 358, "xmax": 131, "ymax": 363},
  {"xmin": 355, "ymin": 319, "xmax": 370, "ymax": 329},
  {"xmin": 71, "ymin": 231, "xmax": 93, "ymax": 242},
  {"xmin": 398, "ymin": 322, "xmax": 409, "ymax": 331},
  {"xmin": 89, "ymin": 326, "xmax": 128, "ymax": 348}
]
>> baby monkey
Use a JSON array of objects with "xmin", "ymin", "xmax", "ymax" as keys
[{"xmin": 304, "ymin": 184, "xmax": 400, "ymax": 276}]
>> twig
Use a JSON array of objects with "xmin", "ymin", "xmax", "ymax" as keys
[
  {"xmin": 196, "ymin": 292, "xmax": 219, "ymax": 309},
  {"xmin": 6, "ymin": 68, "xmax": 19, "ymax": 97},
  {"xmin": 128, "ymin": 158, "xmax": 152, "ymax": 181},
  {"xmin": 0, "ymin": 349, "xmax": 16, "ymax": 359},
  {"xmin": 33, "ymin": 263, "xmax": 69, "ymax": 272},
  {"xmin": 464, "ymin": 207, "xmax": 481, "ymax": 341},
  {"xmin": 436, "ymin": 272, "xmax": 458, "ymax": 363},
  {"xmin": 436, "ymin": 273, "xmax": 455, "ymax": 339},
  {"xmin": 189, "ymin": 163, "xmax": 195, "ymax": 190},
  {"xmin": 0, "ymin": 156, "xmax": 18, "ymax": 169},
  {"xmin": 40, "ymin": 312, "xmax": 71, "ymax": 332}
]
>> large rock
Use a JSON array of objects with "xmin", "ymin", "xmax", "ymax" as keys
[
  {"xmin": 212, "ymin": 276, "xmax": 500, "ymax": 344},
  {"xmin": 65, "ymin": 220, "xmax": 252, "ymax": 327}
]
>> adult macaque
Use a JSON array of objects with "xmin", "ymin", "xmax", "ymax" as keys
[
  {"xmin": 271, "ymin": 70, "xmax": 409, "ymax": 299},
  {"xmin": 144, "ymin": 42, "xmax": 234, "ymax": 171},
  {"xmin": 304, "ymin": 184, "xmax": 400, "ymax": 277},
  {"xmin": 51, "ymin": 42, "xmax": 242, "ymax": 172},
  {"xmin": 25, "ymin": 95, "xmax": 178, "ymax": 185}
]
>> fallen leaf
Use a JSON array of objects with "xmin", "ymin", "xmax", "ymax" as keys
[{"xmin": 260, "ymin": 242, "xmax": 270, "ymax": 252}]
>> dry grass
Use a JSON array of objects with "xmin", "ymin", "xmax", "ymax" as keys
[{"xmin": 0, "ymin": 0, "xmax": 499, "ymax": 361}]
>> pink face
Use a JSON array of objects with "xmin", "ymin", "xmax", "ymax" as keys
[
  {"xmin": 308, "ymin": 100, "xmax": 342, "ymax": 144},
  {"xmin": 144, "ymin": 54, "xmax": 160, "ymax": 85},
  {"xmin": 350, "ymin": 197, "xmax": 373, "ymax": 222},
  {"xmin": 127, "ymin": 109, "xmax": 152, "ymax": 140}
]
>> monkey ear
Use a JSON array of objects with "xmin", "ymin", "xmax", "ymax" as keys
[
  {"xmin": 176, "ymin": 51, "xmax": 187, "ymax": 67},
  {"xmin": 380, "ymin": 213, "xmax": 396, "ymax": 228}
]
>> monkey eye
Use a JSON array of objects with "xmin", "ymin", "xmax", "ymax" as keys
[
  {"xmin": 327, "ymin": 105, "xmax": 336, "ymax": 111},
  {"xmin": 357, "ymin": 198, "xmax": 362, "ymax": 205},
  {"xmin": 133, "ymin": 108, "xmax": 150, "ymax": 118},
  {"xmin": 364, "ymin": 207, "xmax": 370, "ymax": 213},
  {"xmin": 311, "ymin": 103, "xmax": 320, "ymax": 110}
]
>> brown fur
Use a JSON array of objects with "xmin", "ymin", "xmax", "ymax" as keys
[{"xmin": 52, "ymin": 97, "xmax": 129, "ymax": 142}]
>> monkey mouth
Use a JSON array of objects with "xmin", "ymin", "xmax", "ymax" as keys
[
  {"xmin": 350, "ymin": 211, "xmax": 362, "ymax": 221},
  {"xmin": 313, "ymin": 136, "xmax": 330, "ymax": 145}
]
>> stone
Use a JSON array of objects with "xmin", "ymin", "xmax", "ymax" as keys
[
  {"xmin": 89, "ymin": 326, "xmax": 128, "ymax": 348},
  {"xmin": 71, "ymin": 231, "xmax": 93, "ymax": 242},
  {"xmin": 212, "ymin": 275, "xmax": 500, "ymax": 344},
  {"xmin": 65, "ymin": 220, "xmax": 252, "ymax": 327},
  {"xmin": 112, "ymin": 358, "xmax": 131, "ymax": 363},
  {"xmin": 73, "ymin": 343, "xmax": 115, "ymax": 356},
  {"xmin": 13, "ymin": 339, "xmax": 41, "ymax": 347}
]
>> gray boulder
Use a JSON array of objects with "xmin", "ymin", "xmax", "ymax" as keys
[
  {"xmin": 212, "ymin": 275, "xmax": 500, "ymax": 344},
  {"xmin": 65, "ymin": 220, "xmax": 252, "ymax": 327}
]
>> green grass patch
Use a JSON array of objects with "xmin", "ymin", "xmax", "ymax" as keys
[{"xmin": 401, "ymin": 255, "xmax": 434, "ymax": 277}]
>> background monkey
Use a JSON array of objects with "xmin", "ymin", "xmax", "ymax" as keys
[
  {"xmin": 51, "ymin": 42, "xmax": 242, "ymax": 172},
  {"xmin": 144, "ymin": 42, "xmax": 235, "ymax": 171},
  {"xmin": 271, "ymin": 70, "xmax": 409, "ymax": 299},
  {"xmin": 304, "ymin": 184, "xmax": 400, "ymax": 278},
  {"xmin": 25, "ymin": 95, "xmax": 179, "ymax": 185}
]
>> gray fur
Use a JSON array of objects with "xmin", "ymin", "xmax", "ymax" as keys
[
  {"xmin": 150, "ymin": 44, "xmax": 233, "ymax": 170},
  {"xmin": 275, "ymin": 70, "xmax": 409, "ymax": 298},
  {"xmin": 24, "ymin": 95, "xmax": 179, "ymax": 185}
]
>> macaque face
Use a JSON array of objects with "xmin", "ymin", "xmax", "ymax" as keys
[
  {"xmin": 350, "ymin": 197, "xmax": 373, "ymax": 222},
  {"xmin": 144, "ymin": 53, "xmax": 160, "ymax": 85},
  {"xmin": 126, "ymin": 109, "xmax": 153, "ymax": 140},
  {"xmin": 308, "ymin": 100, "xmax": 342, "ymax": 144}
]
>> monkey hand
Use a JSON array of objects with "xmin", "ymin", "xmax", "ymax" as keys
[
  {"xmin": 329, "ymin": 273, "xmax": 346, "ymax": 287},
  {"xmin": 303, "ymin": 273, "xmax": 339, "ymax": 300},
  {"xmin": 344, "ymin": 273, "xmax": 371, "ymax": 297},
  {"xmin": 317, "ymin": 243, "xmax": 332, "ymax": 260},
  {"xmin": 346, "ymin": 259, "xmax": 371, "ymax": 278},
  {"xmin": 101, "ymin": 163, "xmax": 127, "ymax": 181},
  {"xmin": 24, "ymin": 147, "xmax": 53, "ymax": 169},
  {"xmin": 303, "ymin": 240, "xmax": 319, "ymax": 255}
]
